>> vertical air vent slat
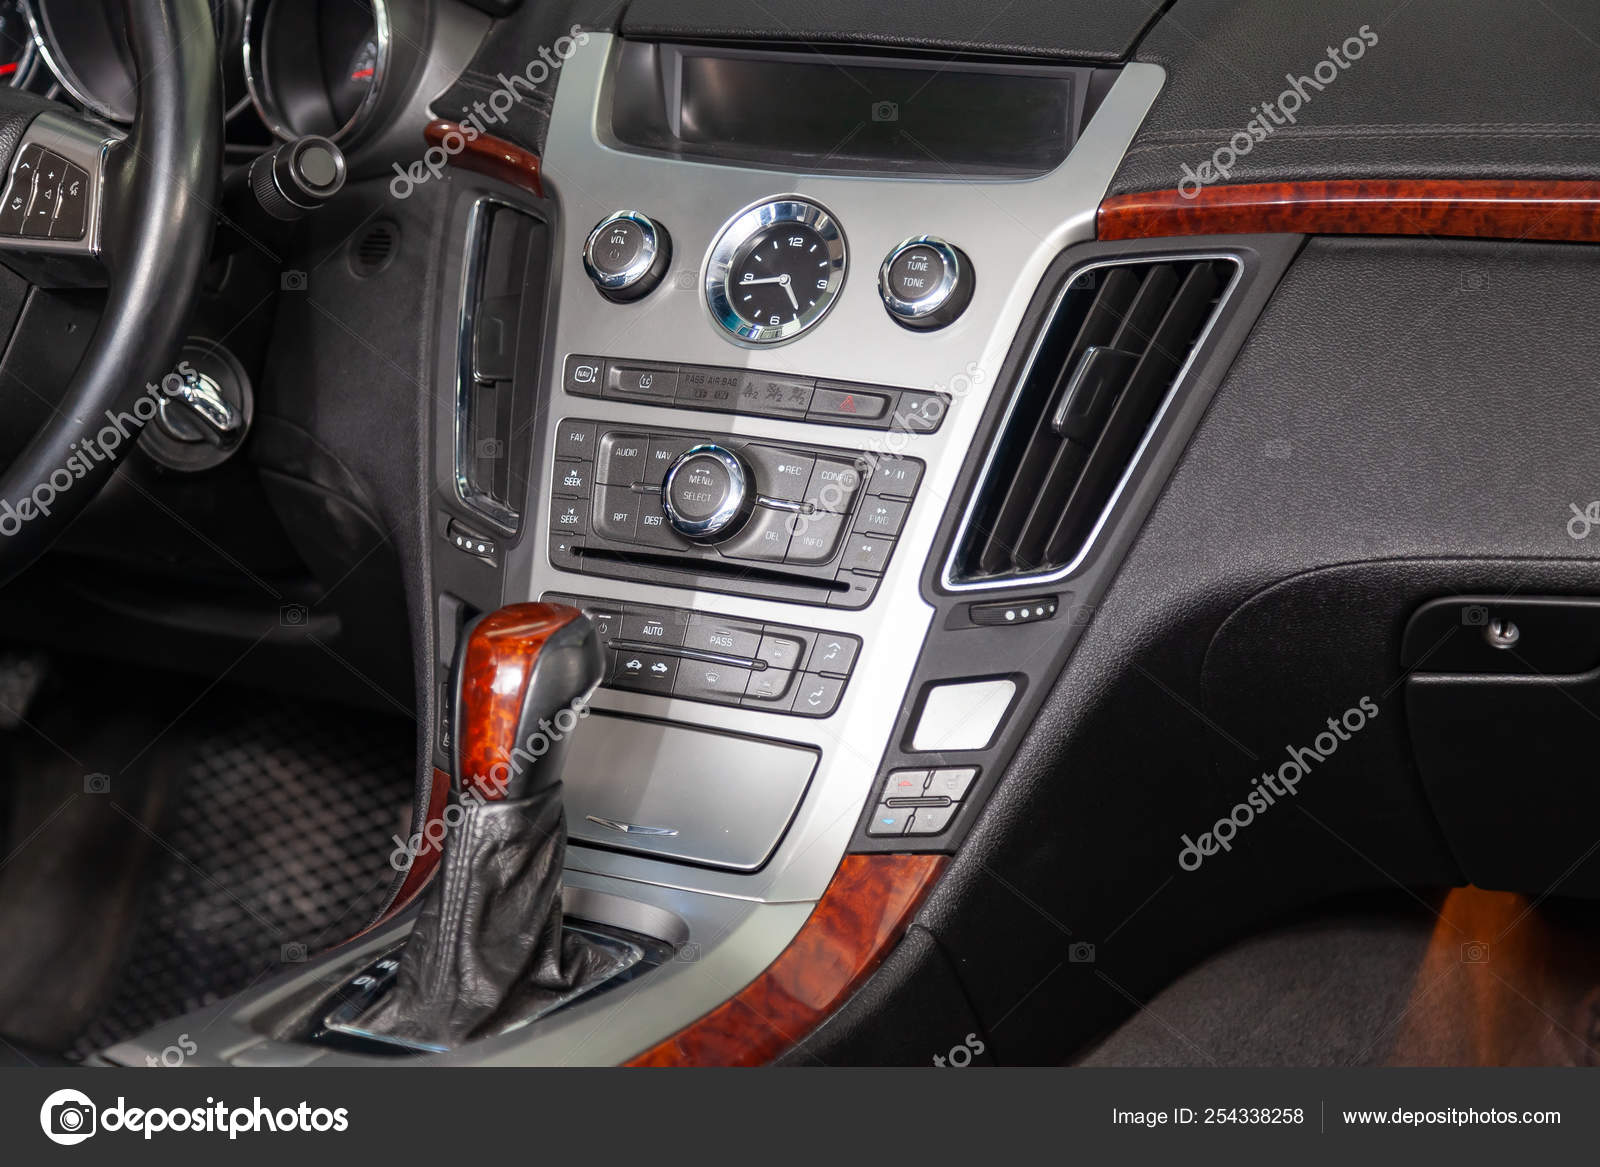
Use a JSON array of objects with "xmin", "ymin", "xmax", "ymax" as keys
[
  {"xmin": 972, "ymin": 267, "xmax": 1142, "ymax": 576},
  {"xmin": 953, "ymin": 256, "xmax": 1237, "ymax": 585}
]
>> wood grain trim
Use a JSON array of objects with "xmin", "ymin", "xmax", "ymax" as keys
[
  {"xmin": 457, "ymin": 602, "xmax": 583, "ymax": 801},
  {"xmin": 423, "ymin": 118, "xmax": 544, "ymax": 199},
  {"xmin": 627, "ymin": 853, "xmax": 947, "ymax": 1067},
  {"xmin": 1098, "ymin": 179, "xmax": 1600, "ymax": 244}
]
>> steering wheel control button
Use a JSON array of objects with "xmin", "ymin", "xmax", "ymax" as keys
[
  {"xmin": 662, "ymin": 445, "xmax": 752, "ymax": 542},
  {"xmin": 52, "ymin": 163, "xmax": 88, "ymax": 239},
  {"xmin": 879, "ymin": 236, "xmax": 974, "ymax": 330},
  {"xmin": 583, "ymin": 211, "xmax": 671, "ymax": 303},
  {"xmin": 0, "ymin": 146, "xmax": 34, "ymax": 233},
  {"xmin": 22, "ymin": 151, "xmax": 65, "ymax": 236}
]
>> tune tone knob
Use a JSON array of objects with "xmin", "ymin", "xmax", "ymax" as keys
[
  {"xmin": 661, "ymin": 445, "xmax": 753, "ymax": 543},
  {"xmin": 878, "ymin": 235, "xmax": 974, "ymax": 330},
  {"xmin": 583, "ymin": 210, "xmax": 671, "ymax": 303}
]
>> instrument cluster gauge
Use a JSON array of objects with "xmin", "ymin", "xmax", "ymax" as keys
[
  {"xmin": 0, "ymin": 0, "xmax": 35, "ymax": 86},
  {"xmin": 705, "ymin": 198, "xmax": 846, "ymax": 345},
  {"xmin": 244, "ymin": 0, "xmax": 391, "ymax": 144}
]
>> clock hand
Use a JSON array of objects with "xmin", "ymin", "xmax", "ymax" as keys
[
  {"xmin": 779, "ymin": 274, "xmax": 799, "ymax": 310},
  {"xmin": 740, "ymin": 276, "xmax": 786, "ymax": 286}
]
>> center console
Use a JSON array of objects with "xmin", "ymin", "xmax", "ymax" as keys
[{"xmin": 109, "ymin": 33, "xmax": 1168, "ymax": 1067}]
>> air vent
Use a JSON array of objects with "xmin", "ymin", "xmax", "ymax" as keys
[
  {"xmin": 349, "ymin": 220, "xmax": 399, "ymax": 277},
  {"xmin": 950, "ymin": 256, "xmax": 1239, "ymax": 586}
]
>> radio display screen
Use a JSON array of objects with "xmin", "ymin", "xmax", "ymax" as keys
[{"xmin": 672, "ymin": 52, "xmax": 1078, "ymax": 176}]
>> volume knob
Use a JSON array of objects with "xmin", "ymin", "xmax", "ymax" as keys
[
  {"xmin": 583, "ymin": 210, "xmax": 671, "ymax": 303},
  {"xmin": 662, "ymin": 445, "xmax": 752, "ymax": 543}
]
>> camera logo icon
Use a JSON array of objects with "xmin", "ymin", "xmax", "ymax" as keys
[
  {"xmin": 1461, "ymin": 605, "xmax": 1489, "ymax": 627},
  {"xmin": 1068, "ymin": 941, "xmax": 1096, "ymax": 963},
  {"xmin": 871, "ymin": 100, "xmax": 898, "ymax": 122},
  {"xmin": 280, "ymin": 269, "xmax": 308, "ymax": 291},
  {"xmin": 40, "ymin": 1088, "xmax": 96, "ymax": 1145}
]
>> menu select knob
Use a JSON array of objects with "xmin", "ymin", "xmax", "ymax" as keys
[
  {"xmin": 878, "ymin": 235, "xmax": 974, "ymax": 330},
  {"xmin": 662, "ymin": 444, "xmax": 753, "ymax": 542},
  {"xmin": 583, "ymin": 210, "xmax": 672, "ymax": 302}
]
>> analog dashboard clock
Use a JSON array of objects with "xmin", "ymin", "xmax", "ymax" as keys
[{"xmin": 705, "ymin": 198, "xmax": 846, "ymax": 344}]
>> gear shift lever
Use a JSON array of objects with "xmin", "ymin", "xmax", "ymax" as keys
[{"xmin": 355, "ymin": 603, "xmax": 635, "ymax": 1048}]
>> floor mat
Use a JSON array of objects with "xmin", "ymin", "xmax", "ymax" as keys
[
  {"xmin": 1078, "ymin": 889, "xmax": 1600, "ymax": 1067},
  {"xmin": 63, "ymin": 696, "xmax": 415, "ymax": 1059}
]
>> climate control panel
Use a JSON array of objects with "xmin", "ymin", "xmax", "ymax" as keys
[{"xmin": 549, "ymin": 419, "xmax": 922, "ymax": 608}]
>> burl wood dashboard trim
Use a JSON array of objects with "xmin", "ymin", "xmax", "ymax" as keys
[
  {"xmin": 628, "ymin": 853, "xmax": 947, "ymax": 1067},
  {"xmin": 1098, "ymin": 179, "xmax": 1600, "ymax": 244},
  {"xmin": 424, "ymin": 118, "xmax": 544, "ymax": 199}
]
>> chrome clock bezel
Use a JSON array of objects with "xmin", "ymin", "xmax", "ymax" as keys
[{"xmin": 705, "ymin": 197, "xmax": 846, "ymax": 345}]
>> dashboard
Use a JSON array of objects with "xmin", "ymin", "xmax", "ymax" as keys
[{"xmin": 25, "ymin": 0, "xmax": 1600, "ymax": 1075}]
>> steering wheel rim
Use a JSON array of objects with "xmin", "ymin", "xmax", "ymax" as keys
[{"xmin": 0, "ymin": 0, "xmax": 221, "ymax": 581}]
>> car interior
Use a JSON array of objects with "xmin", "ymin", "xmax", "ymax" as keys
[{"xmin": 1, "ymin": 0, "xmax": 1599, "ymax": 1071}]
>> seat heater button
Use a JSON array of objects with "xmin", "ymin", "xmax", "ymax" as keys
[
  {"xmin": 906, "ymin": 803, "xmax": 958, "ymax": 835},
  {"xmin": 927, "ymin": 767, "xmax": 979, "ymax": 801}
]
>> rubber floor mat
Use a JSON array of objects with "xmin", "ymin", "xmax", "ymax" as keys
[{"xmin": 67, "ymin": 698, "xmax": 414, "ymax": 1059}]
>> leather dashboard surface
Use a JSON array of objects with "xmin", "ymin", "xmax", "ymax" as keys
[{"xmin": 1110, "ymin": 0, "xmax": 1600, "ymax": 193}]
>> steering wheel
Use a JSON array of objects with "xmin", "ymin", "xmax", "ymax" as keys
[{"xmin": 0, "ymin": 0, "xmax": 220, "ymax": 580}]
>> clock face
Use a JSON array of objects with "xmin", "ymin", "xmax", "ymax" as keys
[{"xmin": 706, "ymin": 199, "xmax": 846, "ymax": 344}]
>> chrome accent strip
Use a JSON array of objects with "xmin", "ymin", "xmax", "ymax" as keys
[
  {"xmin": 451, "ymin": 196, "xmax": 520, "ymax": 532},
  {"xmin": 939, "ymin": 252, "xmax": 1245, "ymax": 593},
  {"xmin": 25, "ymin": 1, "xmax": 124, "ymax": 123},
  {"xmin": 586, "ymin": 816, "xmax": 680, "ymax": 837}
]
